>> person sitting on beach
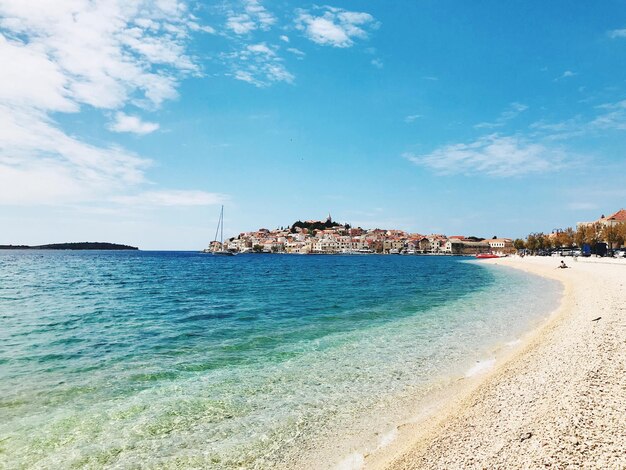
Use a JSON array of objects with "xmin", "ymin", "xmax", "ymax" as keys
[{"xmin": 558, "ymin": 260, "xmax": 569, "ymax": 269}]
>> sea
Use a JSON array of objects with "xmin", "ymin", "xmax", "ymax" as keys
[{"xmin": 0, "ymin": 251, "xmax": 561, "ymax": 469}]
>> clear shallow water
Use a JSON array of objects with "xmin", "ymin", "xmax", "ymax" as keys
[{"xmin": 0, "ymin": 252, "xmax": 561, "ymax": 468}]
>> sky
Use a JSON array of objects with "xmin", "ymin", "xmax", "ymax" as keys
[{"xmin": 1, "ymin": 0, "xmax": 625, "ymax": 249}]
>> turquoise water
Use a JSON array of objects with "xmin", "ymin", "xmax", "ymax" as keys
[{"xmin": 0, "ymin": 252, "xmax": 560, "ymax": 468}]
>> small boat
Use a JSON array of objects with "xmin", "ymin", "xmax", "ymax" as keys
[
  {"xmin": 475, "ymin": 253, "xmax": 501, "ymax": 259},
  {"xmin": 208, "ymin": 205, "xmax": 235, "ymax": 256}
]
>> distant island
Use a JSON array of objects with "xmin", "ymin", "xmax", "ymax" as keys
[{"xmin": 0, "ymin": 242, "xmax": 139, "ymax": 250}]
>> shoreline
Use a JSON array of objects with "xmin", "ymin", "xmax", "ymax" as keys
[{"xmin": 366, "ymin": 256, "xmax": 625, "ymax": 469}]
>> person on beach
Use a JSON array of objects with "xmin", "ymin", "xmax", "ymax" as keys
[{"xmin": 558, "ymin": 260, "xmax": 569, "ymax": 269}]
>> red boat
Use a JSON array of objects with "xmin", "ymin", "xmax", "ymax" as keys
[{"xmin": 475, "ymin": 253, "xmax": 502, "ymax": 259}]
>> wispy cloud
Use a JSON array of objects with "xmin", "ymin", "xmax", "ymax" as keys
[
  {"xmin": 108, "ymin": 112, "xmax": 159, "ymax": 135},
  {"xmin": 608, "ymin": 28, "xmax": 626, "ymax": 39},
  {"xmin": 217, "ymin": 3, "xmax": 378, "ymax": 86},
  {"xmin": 295, "ymin": 6, "xmax": 378, "ymax": 48},
  {"xmin": 404, "ymin": 114, "xmax": 422, "ymax": 123},
  {"xmin": 554, "ymin": 70, "xmax": 576, "ymax": 81},
  {"xmin": 0, "ymin": 0, "xmax": 216, "ymax": 206},
  {"xmin": 225, "ymin": 0, "xmax": 275, "ymax": 35},
  {"xmin": 528, "ymin": 116, "xmax": 587, "ymax": 141},
  {"xmin": 590, "ymin": 99, "xmax": 626, "ymax": 130},
  {"xmin": 474, "ymin": 102, "xmax": 528, "ymax": 129},
  {"xmin": 403, "ymin": 134, "xmax": 567, "ymax": 177},
  {"xmin": 371, "ymin": 58, "xmax": 383, "ymax": 69},
  {"xmin": 0, "ymin": 105, "xmax": 149, "ymax": 205},
  {"xmin": 286, "ymin": 47, "xmax": 306, "ymax": 58},
  {"xmin": 111, "ymin": 190, "xmax": 226, "ymax": 207},
  {"xmin": 529, "ymin": 98, "xmax": 626, "ymax": 139},
  {"xmin": 226, "ymin": 42, "xmax": 294, "ymax": 87}
]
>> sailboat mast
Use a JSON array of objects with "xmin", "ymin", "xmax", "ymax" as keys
[
  {"xmin": 213, "ymin": 206, "xmax": 221, "ymax": 246},
  {"xmin": 220, "ymin": 205, "xmax": 224, "ymax": 247}
]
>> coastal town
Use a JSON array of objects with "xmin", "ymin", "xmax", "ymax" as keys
[
  {"xmin": 207, "ymin": 213, "xmax": 515, "ymax": 255},
  {"xmin": 207, "ymin": 209, "xmax": 626, "ymax": 256}
]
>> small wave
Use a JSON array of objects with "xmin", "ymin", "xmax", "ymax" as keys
[{"xmin": 465, "ymin": 358, "xmax": 496, "ymax": 377}]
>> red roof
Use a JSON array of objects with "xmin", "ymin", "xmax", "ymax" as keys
[{"xmin": 606, "ymin": 208, "xmax": 626, "ymax": 222}]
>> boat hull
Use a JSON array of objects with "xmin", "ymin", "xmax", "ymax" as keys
[
  {"xmin": 475, "ymin": 253, "xmax": 502, "ymax": 259},
  {"xmin": 212, "ymin": 251, "xmax": 235, "ymax": 256}
]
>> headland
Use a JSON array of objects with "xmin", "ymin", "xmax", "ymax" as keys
[{"xmin": 0, "ymin": 242, "xmax": 138, "ymax": 250}]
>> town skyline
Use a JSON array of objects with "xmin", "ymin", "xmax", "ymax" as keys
[{"xmin": 205, "ymin": 208, "xmax": 625, "ymax": 255}]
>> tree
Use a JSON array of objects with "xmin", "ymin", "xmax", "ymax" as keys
[
  {"xmin": 551, "ymin": 229, "xmax": 572, "ymax": 250},
  {"xmin": 538, "ymin": 233, "xmax": 551, "ymax": 251},
  {"xmin": 526, "ymin": 232, "xmax": 549, "ymax": 254},
  {"xmin": 585, "ymin": 222, "xmax": 603, "ymax": 247},
  {"xmin": 563, "ymin": 227, "xmax": 575, "ymax": 247},
  {"xmin": 252, "ymin": 244, "xmax": 264, "ymax": 253},
  {"xmin": 526, "ymin": 233, "xmax": 539, "ymax": 253},
  {"xmin": 602, "ymin": 223, "xmax": 625, "ymax": 251},
  {"xmin": 574, "ymin": 225, "xmax": 588, "ymax": 248},
  {"xmin": 619, "ymin": 223, "xmax": 626, "ymax": 248},
  {"xmin": 513, "ymin": 238, "xmax": 526, "ymax": 250},
  {"xmin": 552, "ymin": 232, "xmax": 563, "ymax": 250}
]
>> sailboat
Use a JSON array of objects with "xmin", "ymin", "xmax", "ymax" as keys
[{"xmin": 211, "ymin": 205, "xmax": 235, "ymax": 256}]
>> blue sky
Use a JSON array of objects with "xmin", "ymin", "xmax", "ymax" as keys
[{"xmin": 1, "ymin": 1, "xmax": 625, "ymax": 249}]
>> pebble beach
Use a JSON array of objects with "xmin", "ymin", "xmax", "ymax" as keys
[{"xmin": 374, "ymin": 256, "xmax": 626, "ymax": 469}]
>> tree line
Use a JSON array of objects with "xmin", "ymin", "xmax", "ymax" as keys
[{"xmin": 513, "ymin": 222, "xmax": 626, "ymax": 253}]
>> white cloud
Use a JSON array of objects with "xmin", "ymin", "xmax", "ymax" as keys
[
  {"xmin": 590, "ymin": 99, "xmax": 626, "ymax": 130},
  {"xmin": 295, "ymin": 6, "xmax": 377, "ymax": 48},
  {"xmin": 111, "ymin": 190, "xmax": 226, "ymax": 207},
  {"xmin": 287, "ymin": 47, "xmax": 306, "ymax": 58},
  {"xmin": 474, "ymin": 102, "xmax": 529, "ymax": 129},
  {"xmin": 0, "ymin": 1, "xmax": 203, "ymax": 110},
  {"xmin": 554, "ymin": 70, "xmax": 576, "ymax": 81},
  {"xmin": 226, "ymin": 14, "xmax": 256, "ymax": 34},
  {"xmin": 404, "ymin": 114, "xmax": 422, "ymax": 123},
  {"xmin": 0, "ymin": 105, "xmax": 148, "ymax": 205},
  {"xmin": 404, "ymin": 134, "xmax": 567, "ymax": 177},
  {"xmin": 0, "ymin": 0, "xmax": 215, "ymax": 206},
  {"xmin": 529, "ymin": 99, "xmax": 626, "ymax": 139},
  {"xmin": 371, "ymin": 58, "xmax": 383, "ymax": 69},
  {"xmin": 247, "ymin": 43, "xmax": 275, "ymax": 55},
  {"xmin": 226, "ymin": 42, "xmax": 294, "ymax": 87},
  {"xmin": 108, "ymin": 112, "xmax": 160, "ymax": 135},
  {"xmin": 226, "ymin": 0, "xmax": 275, "ymax": 35},
  {"xmin": 528, "ymin": 116, "xmax": 587, "ymax": 141},
  {"xmin": 608, "ymin": 28, "xmax": 626, "ymax": 39},
  {"xmin": 280, "ymin": 34, "xmax": 289, "ymax": 43}
]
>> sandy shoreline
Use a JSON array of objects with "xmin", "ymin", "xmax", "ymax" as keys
[{"xmin": 367, "ymin": 256, "xmax": 626, "ymax": 469}]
